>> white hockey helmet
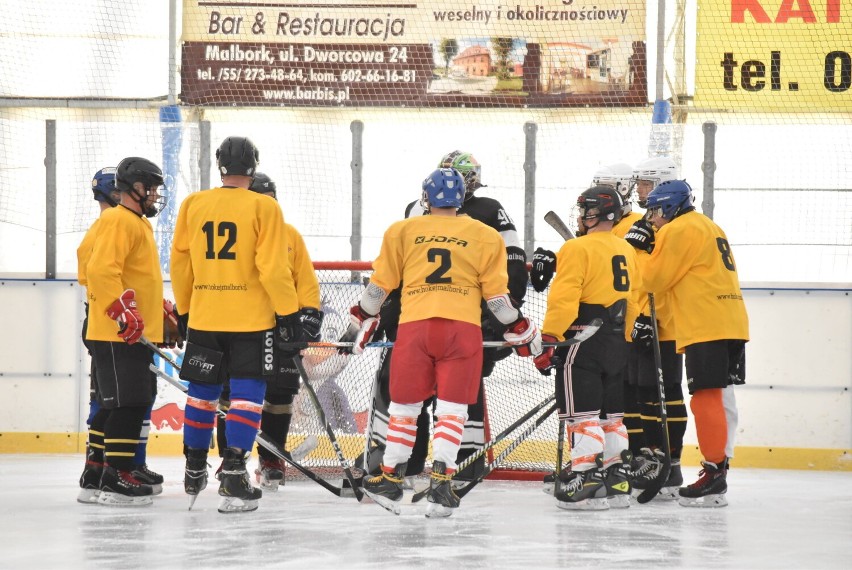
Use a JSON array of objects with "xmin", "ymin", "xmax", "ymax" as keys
[
  {"xmin": 592, "ymin": 163, "xmax": 634, "ymax": 216},
  {"xmin": 632, "ymin": 157, "xmax": 679, "ymax": 207}
]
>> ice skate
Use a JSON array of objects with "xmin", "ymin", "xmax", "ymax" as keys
[
  {"xmin": 679, "ymin": 459, "xmax": 728, "ymax": 508},
  {"xmin": 603, "ymin": 451, "xmax": 633, "ymax": 508},
  {"xmin": 362, "ymin": 462, "xmax": 406, "ymax": 515},
  {"xmin": 451, "ymin": 454, "xmax": 485, "ymax": 488},
  {"xmin": 255, "ymin": 456, "xmax": 286, "ymax": 491},
  {"xmin": 555, "ymin": 469, "xmax": 609, "ymax": 511},
  {"xmin": 97, "ymin": 465, "xmax": 154, "ymax": 507},
  {"xmin": 218, "ymin": 448, "xmax": 263, "ymax": 513},
  {"xmin": 658, "ymin": 461, "xmax": 683, "ymax": 501},
  {"xmin": 629, "ymin": 447, "xmax": 663, "ymax": 498},
  {"xmin": 542, "ymin": 468, "xmax": 572, "ymax": 495},
  {"xmin": 132, "ymin": 463, "xmax": 163, "ymax": 495},
  {"xmin": 426, "ymin": 461, "xmax": 460, "ymax": 518},
  {"xmin": 77, "ymin": 460, "xmax": 103, "ymax": 504},
  {"xmin": 184, "ymin": 447, "xmax": 209, "ymax": 510}
]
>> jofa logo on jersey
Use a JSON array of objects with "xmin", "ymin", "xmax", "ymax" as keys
[{"xmin": 414, "ymin": 235, "xmax": 468, "ymax": 247}]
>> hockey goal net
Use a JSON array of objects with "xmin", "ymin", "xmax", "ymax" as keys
[{"xmin": 284, "ymin": 261, "xmax": 559, "ymax": 482}]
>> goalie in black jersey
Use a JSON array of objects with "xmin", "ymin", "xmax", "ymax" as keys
[{"xmin": 358, "ymin": 150, "xmax": 529, "ymax": 484}]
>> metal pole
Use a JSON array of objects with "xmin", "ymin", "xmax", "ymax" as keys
[
  {"xmin": 701, "ymin": 121, "xmax": 717, "ymax": 220},
  {"xmin": 523, "ymin": 121, "xmax": 537, "ymax": 258},
  {"xmin": 168, "ymin": 0, "xmax": 178, "ymax": 105},
  {"xmin": 655, "ymin": 0, "xmax": 666, "ymax": 102},
  {"xmin": 199, "ymin": 120, "xmax": 211, "ymax": 191},
  {"xmin": 350, "ymin": 120, "xmax": 364, "ymax": 263},
  {"xmin": 45, "ymin": 120, "xmax": 56, "ymax": 279}
]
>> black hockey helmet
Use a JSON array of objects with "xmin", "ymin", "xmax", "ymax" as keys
[
  {"xmin": 249, "ymin": 172, "xmax": 277, "ymax": 198},
  {"xmin": 115, "ymin": 157, "xmax": 165, "ymax": 217},
  {"xmin": 216, "ymin": 136, "xmax": 259, "ymax": 177},
  {"xmin": 577, "ymin": 185, "xmax": 624, "ymax": 224}
]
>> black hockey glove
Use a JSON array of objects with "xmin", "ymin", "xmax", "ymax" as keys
[
  {"xmin": 625, "ymin": 219, "xmax": 655, "ymax": 253},
  {"xmin": 275, "ymin": 311, "xmax": 304, "ymax": 358},
  {"xmin": 530, "ymin": 247, "xmax": 556, "ymax": 293},
  {"xmin": 631, "ymin": 315, "xmax": 654, "ymax": 350},
  {"xmin": 299, "ymin": 308, "xmax": 324, "ymax": 343}
]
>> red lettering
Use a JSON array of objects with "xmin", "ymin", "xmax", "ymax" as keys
[
  {"xmin": 776, "ymin": 0, "xmax": 817, "ymax": 22},
  {"xmin": 731, "ymin": 0, "xmax": 772, "ymax": 23}
]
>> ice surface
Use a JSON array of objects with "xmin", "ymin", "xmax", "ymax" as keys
[{"xmin": 1, "ymin": 454, "xmax": 850, "ymax": 569}]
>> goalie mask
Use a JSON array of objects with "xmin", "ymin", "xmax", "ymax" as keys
[
  {"xmin": 91, "ymin": 167, "xmax": 119, "ymax": 207},
  {"xmin": 632, "ymin": 156, "xmax": 678, "ymax": 207},
  {"xmin": 115, "ymin": 157, "xmax": 166, "ymax": 218},
  {"xmin": 438, "ymin": 150, "xmax": 484, "ymax": 197},
  {"xmin": 576, "ymin": 186, "xmax": 624, "ymax": 235},
  {"xmin": 592, "ymin": 163, "xmax": 633, "ymax": 216},
  {"xmin": 216, "ymin": 136, "xmax": 259, "ymax": 178},
  {"xmin": 422, "ymin": 168, "xmax": 465, "ymax": 210},
  {"xmin": 645, "ymin": 179, "xmax": 695, "ymax": 222},
  {"xmin": 249, "ymin": 172, "xmax": 277, "ymax": 199}
]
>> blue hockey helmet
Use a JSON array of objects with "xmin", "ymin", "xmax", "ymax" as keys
[
  {"xmin": 421, "ymin": 168, "xmax": 465, "ymax": 209},
  {"xmin": 91, "ymin": 167, "xmax": 118, "ymax": 206},
  {"xmin": 645, "ymin": 179, "xmax": 694, "ymax": 221}
]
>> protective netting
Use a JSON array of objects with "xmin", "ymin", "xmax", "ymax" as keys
[{"xmin": 282, "ymin": 263, "xmax": 559, "ymax": 481}]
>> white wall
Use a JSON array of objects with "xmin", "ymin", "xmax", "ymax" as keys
[{"xmin": 1, "ymin": 277, "xmax": 849, "ymax": 452}]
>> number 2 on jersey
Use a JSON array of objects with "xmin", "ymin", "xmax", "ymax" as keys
[
  {"xmin": 202, "ymin": 221, "xmax": 237, "ymax": 260},
  {"xmin": 425, "ymin": 248, "xmax": 452, "ymax": 283}
]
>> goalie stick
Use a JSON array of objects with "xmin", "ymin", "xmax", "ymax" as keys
[
  {"xmin": 140, "ymin": 339, "xmax": 351, "ymax": 503},
  {"xmin": 544, "ymin": 210, "xmax": 575, "ymax": 241},
  {"xmin": 410, "ymin": 393, "xmax": 557, "ymax": 504},
  {"xmin": 280, "ymin": 318, "xmax": 603, "ymax": 351},
  {"xmin": 635, "ymin": 293, "xmax": 672, "ymax": 504}
]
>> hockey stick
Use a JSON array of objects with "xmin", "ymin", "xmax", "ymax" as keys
[
  {"xmin": 280, "ymin": 319, "xmax": 603, "ymax": 351},
  {"xmin": 544, "ymin": 210, "xmax": 576, "ymax": 241},
  {"xmin": 635, "ymin": 293, "xmax": 672, "ymax": 504},
  {"xmin": 410, "ymin": 393, "xmax": 557, "ymax": 504},
  {"xmin": 455, "ymin": 404, "xmax": 558, "ymax": 499},
  {"xmin": 290, "ymin": 356, "xmax": 367, "ymax": 504},
  {"xmin": 553, "ymin": 417, "xmax": 566, "ymax": 497},
  {"xmin": 139, "ymin": 339, "xmax": 350, "ymax": 499}
]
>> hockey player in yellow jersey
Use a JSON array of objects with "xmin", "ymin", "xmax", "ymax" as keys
[
  {"xmin": 351, "ymin": 168, "xmax": 541, "ymax": 517},
  {"xmin": 211, "ymin": 172, "xmax": 324, "ymax": 491},
  {"xmin": 534, "ymin": 186, "xmax": 640, "ymax": 511},
  {"xmin": 170, "ymin": 136, "xmax": 306, "ymax": 513},
  {"xmin": 84, "ymin": 157, "xmax": 166, "ymax": 506},
  {"xmin": 624, "ymin": 179, "xmax": 748, "ymax": 507}
]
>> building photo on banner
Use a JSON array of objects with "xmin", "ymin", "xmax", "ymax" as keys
[{"xmin": 0, "ymin": 0, "xmax": 850, "ymax": 568}]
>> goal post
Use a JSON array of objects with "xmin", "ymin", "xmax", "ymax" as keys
[{"xmin": 284, "ymin": 261, "xmax": 560, "ymax": 483}]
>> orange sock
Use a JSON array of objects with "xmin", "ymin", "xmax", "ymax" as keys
[{"xmin": 690, "ymin": 389, "xmax": 727, "ymax": 464}]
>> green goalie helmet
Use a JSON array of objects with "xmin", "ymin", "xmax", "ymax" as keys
[{"xmin": 438, "ymin": 150, "xmax": 484, "ymax": 196}]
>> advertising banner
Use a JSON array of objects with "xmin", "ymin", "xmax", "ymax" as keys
[
  {"xmin": 181, "ymin": 0, "xmax": 647, "ymax": 107},
  {"xmin": 695, "ymin": 0, "xmax": 852, "ymax": 111}
]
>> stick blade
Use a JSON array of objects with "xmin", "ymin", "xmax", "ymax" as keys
[
  {"xmin": 544, "ymin": 210, "xmax": 575, "ymax": 240},
  {"xmin": 635, "ymin": 459, "xmax": 672, "ymax": 504}
]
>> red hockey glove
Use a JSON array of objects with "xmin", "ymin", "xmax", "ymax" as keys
[
  {"xmin": 503, "ymin": 316, "xmax": 542, "ymax": 357},
  {"xmin": 341, "ymin": 304, "xmax": 379, "ymax": 355},
  {"xmin": 106, "ymin": 289, "xmax": 144, "ymax": 344},
  {"xmin": 533, "ymin": 335, "xmax": 560, "ymax": 375}
]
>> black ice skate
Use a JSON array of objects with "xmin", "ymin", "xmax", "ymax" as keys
[
  {"xmin": 555, "ymin": 468, "xmax": 608, "ymax": 511},
  {"xmin": 98, "ymin": 465, "xmax": 154, "ymax": 507},
  {"xmin": 603, "ymin": 450, "xmax": 633, "ymax": 508},
  {"xmin": 132, "ymin": 463, "xmax": 164, "ymax": 495},
  {"xmin": 218, "ymin": 447, "xmax": 262, "ymax": 513},
  {"xmin": 678, "ymin": 459, "xmax": 728, "ymax": 508},
  {"xmin": 77, "ymin": 460, "xmax": 103, "ymax": 505},
  {"xmin": 255, "ymin": 456, "xmax": 286, "ymax": 491},
  {"xmin": 658, "ymin": 461, "xmax": 683, "ymax": 501},
  {"xmin": 184, "ymin": 447, "xmax": 209, "ymax": 510},
  {"xmin": 426, "ymin": 461, "xmax": 460, "ymax": 518},
  {"xmin": 362, "ymin": 462, "xmax": 406, "ymax": 515},
  {"xmin": 451, "ymin": 453, "xmax": 485, "ymax": 488}
]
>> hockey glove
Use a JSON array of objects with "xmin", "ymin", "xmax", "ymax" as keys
[
  {"xmin": 340, "ymin": 304, "xmax": 379, "ymax": 355},
  {"xmin": 625, "ymin": 219, "xmax": 656, "ymax": 253},
  {"xmin": 533, "ymin": 334, "xmax": 560, "ymax": 376},
  {"xmin": 503, "ymin": 316, "xmax": 542, "ymax": 358},
  {"xmin": 275, "ymin": 311, "xmax": 304, "ymax": 358},
  {"xmin": 299, "ymin": 307, "xmax": 324, "ymax": 343},
  {"xmin": 161, "ymin": 299, "xmax": 184, "ymax": 349},
  {"xmin": 530, "ymin": 248, "xmax": 556, "ymax": 293},
  {"xmin": 631, "ymin": 315, "xmax": 655, "ymax": 350},
  {"xmin": 106, "ymin": 289, "xmax": 144, "ymax": 345}
]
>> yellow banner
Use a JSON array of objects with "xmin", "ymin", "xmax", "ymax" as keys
[{"xmin": 695, "ymin": 0, "xmax": 852, "ymax": 111}]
